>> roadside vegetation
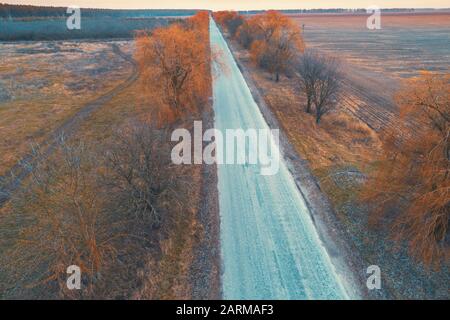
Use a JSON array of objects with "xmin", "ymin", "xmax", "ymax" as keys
[
  {"xmin": 215, "ymin": 10, "xmax": 341, "ymax": 124},
  {"xmin": 135, "ymin": 12, "xmax": 210, "ymax": 124},
  {"xmin": 216, "ymin": 10, "xmax": 305, "ymax": 82},
  {"xmin": 362, "ymin": 72, "xmax": 449, "ymax": 269},
  {"xmin": 0, "ymin": 11, "xmax": 215, "ymax": 299},
  {"xmin": 296, "ymin": 51, "xmax": 342, "ymax": 124},
  {"xmin": 215, "ymin": 10, "xmax": 449, "ymax": 296}
]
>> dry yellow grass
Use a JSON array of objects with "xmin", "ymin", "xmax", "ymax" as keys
[
  {"xmin": 247, "ymin": 58, "xmax": 382, "ymax": 170},
  {"xmin": 74, "ymin": 80, "xmax": 204, "ymax": 299},
  {"xmin": 75, "ymin": 82, "xmax": 144, "ymax": 142},
  {"xmin": 0, "ymin": 91, "xmax": 102, "ymax": 174},
  {"xmin": 230, "ymin": 40, "xmax": 383, "ymax": 209},
  {"xmin": 137, "ymin": 173, "xmax": 202, "ymax": 299},
  {"xmin": 0, "ymin": 43, "xmax": 131, "ymax": 176},
  {"xmin": 1, "ymin": 76, "xmax": 205, "ymax": 298}
]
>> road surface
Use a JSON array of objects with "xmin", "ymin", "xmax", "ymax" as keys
[{"xmin": 210, "ymin": 18, "xmax": 350, "ymax": 299}]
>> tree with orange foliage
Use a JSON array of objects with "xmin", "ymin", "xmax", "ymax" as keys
[
  {"xmin": 246, "ymin": 11, "xmax": 305, "ymax": 82},
  {"xmin": 362, "ymin": 72, "xmax": 449, "ymax": 269},
  {"xmin": 213, "ymin": 11, "xmax": 244, "ymax": 37},
  {"xmin": 135, "ymin": 12, "xmax": 210, "ymax": 125},
  {"xmin": 248, "ymin": 11, "xmax": 287, "ymax": 41},
  {"xmin": 186, "ymin": 10, "xmax": 210, "ymax": 42}
]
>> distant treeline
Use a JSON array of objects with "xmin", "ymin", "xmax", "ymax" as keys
[
  {"xmin": 0, "ymin": 3, "xmax": 198, "ymax": 19},
  {"xmin": 2, "ymin": 4, "xmax": 446, "ymax": 20},
  {"xmin": 0, "ymin": 17, "xmax": 175, "ymax": 41},
  {"xmin": 238, "ymin": 8, "xmax": 420, "ymax": 15}
]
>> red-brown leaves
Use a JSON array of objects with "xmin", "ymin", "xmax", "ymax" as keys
[
  {"xmin": 221, "ymin": 11, "xmax": 305, "ymax": 82},
  {"xmin": 248, "ymin": 12, "xmax": 304, "ymax": 81},
  {"xmin": 213, "ymin": 11, "xmax": 244, "ymax": 37},
  {"xmin": 363, "ymin": 72, "xmax": 449, "ymax": 269},
  {"xmin": 135, "ymin": 12, "xmax": 211, "ymax": 126}
]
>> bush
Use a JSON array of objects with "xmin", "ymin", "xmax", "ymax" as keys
[{"xmin": 0, "ymin": 123, "xmax": 183, "ymax": 299}]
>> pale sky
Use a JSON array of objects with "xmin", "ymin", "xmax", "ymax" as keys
[{"xmin": 6, "ymin": 1, "xmax": 450, "ymax": 10}]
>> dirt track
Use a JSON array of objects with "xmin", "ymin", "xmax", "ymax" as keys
[{"xmin": 0, "ymin": 43, "xmax": 139, "ymax": 207}]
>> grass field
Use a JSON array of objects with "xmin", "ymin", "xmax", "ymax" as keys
[
  {"xmin": 67, "ymin": 73, "xmax": 204, "ymax": 299},
  {"xmin": 0, "ymin": 10, "xmax": 218, "ymax": 298},
  {"xmin": 0, "ymin": 40, "xmax": 132, "ymax": 175},
  {"xmin": 292, "ymin": 13, "xmax": 450, "ymax": 78},
  {"xmin": 0, "ymin": 38, "xmax": 209, "ymax": 299},
  {"xmin": 286, "ymin": 13, "xmax": 450, "ymax": 133}
]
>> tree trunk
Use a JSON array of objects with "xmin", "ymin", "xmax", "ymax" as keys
[
  {"xmin": 306, "ymin": 96, "xmax": 311, "ymax": 113},
  {"xmin": 316, "ymin": 112, "xmax": 321, "ymax": 124},
  {"xmin": 275, "ymin": 72, "xmax": 279, "ymax": 82}
]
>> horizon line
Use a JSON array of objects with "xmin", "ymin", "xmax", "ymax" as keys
[{"xmin": 1, "ymin": 3, "xmax": 450, "ymax": 11}]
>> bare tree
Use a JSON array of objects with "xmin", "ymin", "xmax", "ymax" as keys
[
  {"xmin": 225, "ymin": 14, "xmax": 244, "ymax": 37},
  {"xmin": 296, "ymin": 51, "xmax": 321, "ymax": 113},
  {"xmin": 297, "ymin": 51, "xmax": 341, "ymax": 123},
  {"xmin": 1, "ymin": 137, "xmax": 120, "ymax": 298},
  {"xmin": 313, "ymin": 57, "xmax": 341, "ymax": 124},
  {"xmin": 236, "ymin": 21, "xmax": 253, "ymax": 49},
  {"xmin": 105, "ymin": 123, "xmax": 182, "ymax": 229},
  {"xmin": 0, "ymin": 123, "xmax": 184, "ymax": 299}
]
